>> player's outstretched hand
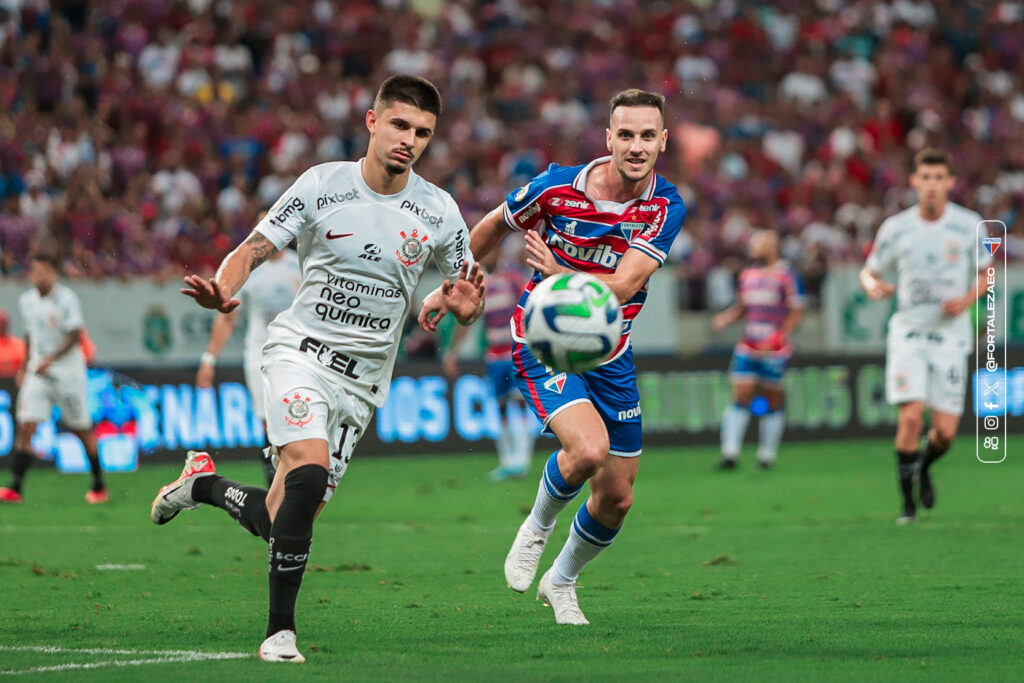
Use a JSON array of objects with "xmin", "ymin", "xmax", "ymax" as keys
[
  {"xmin": 181, "ymin": 274, "xmax": 240, "ymax": 313},
  {"xmin": 524, "ymin": 230, "xmax": 562, "ymax": 277},
  {"xmin": 442, "ymin": 261, "xmax": 485, "ymax": 324},
  {"xmin": 418, "ymin": 287, "xmax": 448, "ymax": 333},
  {"xmin": 196, "ymin": 363, "xmax": 215, "ymax": 388}
]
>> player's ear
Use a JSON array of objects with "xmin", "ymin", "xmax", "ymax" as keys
[
  {"xmin": 605, "ymin": 128, "xmax": 612, "ymax": 152},
  {"xmin": 660, "ymin": 128, "xmax": 668, "ymax": 153},
  {"xmin": 365, "ymin": 109, "xmax": 377, "ymax": 135}
]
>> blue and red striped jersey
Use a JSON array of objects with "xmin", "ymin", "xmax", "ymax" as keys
[
  {"xmin": 736, "ymin": 261, "xmax": 805, "ymax": 356},
  {"xmin": 502, "ymin": 157, "xmax": 686, "ymax": 362}
]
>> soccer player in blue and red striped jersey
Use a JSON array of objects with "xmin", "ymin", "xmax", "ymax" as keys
[
  {"xmin": 421, "ymin": 89, "xmax": 685, "ymax": 625},
  {"xmin": 712, "ymin": 230, "xmax": 805, "ymax": 470}
]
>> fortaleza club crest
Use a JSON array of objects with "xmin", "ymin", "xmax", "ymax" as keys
[
  {"xmin": 543, "ymin": 372, "xmax": 567, "ymax": 394},
  {"xmin": 397, "ymin": 228, "xmax": 429, "ymax": 266},
  {"xmin": 283, "ymin": 392, "xmax": 313, "ymax": 427}
]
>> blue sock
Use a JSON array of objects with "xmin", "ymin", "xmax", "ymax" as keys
[{"xmin": 526, "ymin": 452, "xmax": 583, "ymax": 534}]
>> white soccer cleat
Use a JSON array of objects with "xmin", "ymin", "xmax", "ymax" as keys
[
  {"xmin": 259, "ymin": 629, "xmax": 305, "ymax": 663},
  {"xmin": 150, "ymin": 450, "xmax": 216, "ymax": 525},
  {"xmin": 504, "ymin": 519, "xmax": 552, "ymax": 592},
  {"xmin": 537, "ymin": 569, "xmax": 589, "ymax": 625}
]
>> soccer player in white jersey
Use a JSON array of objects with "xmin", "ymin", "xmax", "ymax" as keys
[
  {"xmin": 150, "ymin": 75, "xmax": 484, "ymax": 663},
  {"xmin": 0, "ymin": 254, "xmax": 107, "ymax": 505},
  {"xmin": 860, "ymin": 148, "xmax": 991, "ymax": 524},
  {"xmin": 196, "ymin": 247, "xmax": 301, "ymax": 485}
]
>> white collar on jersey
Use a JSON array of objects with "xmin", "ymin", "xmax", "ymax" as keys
[{"xmin": 571, "ymin": 155, "xmax": 657, "ymax": 206}]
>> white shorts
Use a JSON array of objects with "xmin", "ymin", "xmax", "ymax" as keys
[
  {"xmin": 243, "ymin": 346, "xmax": 265, "ymax": 420},
  {"xmin": 261, "ymin": 350, "xmax": 374, "ymax": 503},
  {"xmin": 885, "ymin": 340, "xmax": 967, "ymax": 416},
  {"xmin": 17, "ymin": 365, "xmax": 92, "ymax": 430}
]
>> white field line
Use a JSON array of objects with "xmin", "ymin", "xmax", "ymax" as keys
[
  {"xmin": 0, "ymin": 647, "xmax": 249, "ymax": 676},
  {"xmin": 94, "ymin": 564, "xmax": 146, "ymax": 571}
]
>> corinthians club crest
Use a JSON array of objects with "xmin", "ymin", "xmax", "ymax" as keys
[
  {"xmin": 397, "ymin": 228, "xmax": 429, "ymax": 266},
  {"xmin": 283, "ymin": 392, "xmax": 313, "ymax": 427}
]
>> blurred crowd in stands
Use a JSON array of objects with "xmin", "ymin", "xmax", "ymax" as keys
[{"xmin": 0, "ymin": 0, "xmax": 1022, "ymax": 309}]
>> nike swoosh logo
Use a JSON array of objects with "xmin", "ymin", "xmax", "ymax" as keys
[
  {"xmin": 276, "ymin": 565, "xmax": 304, "ymax": 572},
  {"xmin": 326, "ymin": 230, "xmax": 353, "ymax": 240}
]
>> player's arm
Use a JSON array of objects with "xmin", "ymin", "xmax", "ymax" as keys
[
  {"xmin": 523, "ymin": 230, "xmax": 658, "ymax": 303},
  {"xmin": 15, "ymin": 334, "xmax": 28, "ymax": 387},
  {"xmin": 36, "ymin": 329, "xmax": 82, "ymax": 375},
  {"xmin": 942, "ymin": 269, "xmax": 987, "ymax": 317},
  {"xmin": 712, "ymin": 301, "xmax": 746, "ymax": 332},
  {"xmin": 858, "ymin": 265, "xmax": 895, "ymax": 300},
  {"xmin": 196, "ymin": 309, "xmax": 240, "ymax": 388},
  {"xmin": 468, "ymin": 207, "xmax": 507, "ymax": 261},
  {"xmin": 181, "ymin": 230, "xmax": 279, "ymax": 313}
]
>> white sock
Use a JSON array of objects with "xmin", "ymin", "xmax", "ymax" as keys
[
  {"xmin": 551, "ymin": 502, "xmax": 620, "ymax": 586},
  {"xmin": 496, "ymin": 420, "xmax": 514, "ymax": 469},
  {"xmin": 758, "ymin": 410, "xmax": 785, "ymax": 464},
  {"xmin": 721, "ymin": 404, "xmax": 751, "ymax": 459},
  {"xmin": 526, "ymin": 452, "xmax": 582, "ymax": 534},
  {"xmin": 509, "ymin": 405, "xmax": 536, "ymax": 470}
]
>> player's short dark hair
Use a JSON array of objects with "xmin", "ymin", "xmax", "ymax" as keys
[
  {"xmin": 609, "ymin": 89, "xmax": 665, "ymax": 122},
  {"xmin": 30, "ymin": 253, "xmax": 58, "ymax": 270},
  {"xmin": 374, "ymin": 75, "xmax": 442, "ymax": 117},
  {"xmin": 913, "ymin": 148, "xmax": 952, "ymax": 173}
]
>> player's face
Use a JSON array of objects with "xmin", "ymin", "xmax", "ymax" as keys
[
  {"xmin": 28, "ymin": 260, "xmax": 57, "ymax": 292},
  {"xmin": 748, "ymin": 231, "xmax": 779, "ymax": 263},
  {"xmin": 606, "ymin": 106, "xmax": 667, "ymax": 184},
  {"xmin": 910, "ymin": 163, "xmax": 955, "ymax": 211},
  {"xmin": 366, "ymin": 101, "xmax": 437, "ymax": 176}
]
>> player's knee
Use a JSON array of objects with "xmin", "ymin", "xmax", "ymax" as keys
[
  {"xmin": 931, "ymin": 428, "xmax": 954, "ymax": 451},
  {"xmin": 898, "ymin": 412, "xmax": 923, "ymax": 436},
  {"xmin": 570, "ymin": 440, "xmax": 609, "ymax": 475},
  {"xmin": 283, "ymin": 464, "xmax": 329, "ymax": 516}
]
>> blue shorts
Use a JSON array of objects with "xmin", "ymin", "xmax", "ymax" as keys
[
  {"xmin": 730, "ymin": 347, "xmax": 789, "ymax": 386},
  {"xmin": 512, "ymin": 342, "xmax": 642, "ymax": 457},
  {"xmin": 487, "ymin": 359, "xmax": 517, "ymax": 400}
]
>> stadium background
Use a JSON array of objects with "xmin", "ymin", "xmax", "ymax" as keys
[
  {"xmin": 0, "ymin": 0, "xmax": 1020, "ymax": 467},
  {"xmin": 0, "ymin": 2, "xmax": 1021, "ymax": 680}
]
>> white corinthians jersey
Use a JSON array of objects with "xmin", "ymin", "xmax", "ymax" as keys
[
  {"xmin": 866, "ymin": 202, "xmax": 991, "ymax": 352},
  {"xmin": 239, "ymin": 248, "xmax": 301, "ymax": 353},
  {"xmin": 18, "ymin": 282, "xmax": 86, "ymax": 372},
  {"xmin": 255, "ymin": 160, "xmax": 473, "ymax": 406}
]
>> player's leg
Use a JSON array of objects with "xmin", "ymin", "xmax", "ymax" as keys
[
  {"xmin": 917, "ymin": 353, "xmax": 967, "ymax": 509},
  {"xmin": 262, "ymin": 437, "xmax": 329, "ymax": 653},
  {"xmin": 0, "ymin": 420, "xmax": 38, "ymax": 502},
  {"xmin": 504, "ymin": 343, "xmax": 598, "ymax": 592},
  {"xmin": 539, "ymin": 350, "xmax": 641, "ymax": 624},
  {"xmin": 489, "ymin": 359, "xmax": 529, "ymax": 480},
  {"xmin": 886, "ymin": 342, "xmax": 929, "ymax": 523},
  {"xmin": 755, "ymin": 356, "xmax": 789, "ymax": 469},
  {"xmin": 58, "ymin": 369, "xmax": 106, "ymax": 500},
  {"xmin": 720, "ymin": 350, "xmax": 757, "ymax": 468},
  {"xmin": 894, "ymin": 401, "xmax": 925, "ymax": 522},
  {"xmin": 2, "ymin": 373, "xmax": 52, "ymax": 501},
  {"xmin": 507, "ymin": 397, "xmax": 536, "ymax": 474}
]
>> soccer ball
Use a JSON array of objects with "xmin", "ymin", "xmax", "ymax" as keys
[{"xmin": 522, "ymin": 272, "xmax": 623, "ymax": 373}]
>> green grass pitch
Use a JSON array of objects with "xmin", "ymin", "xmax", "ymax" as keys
[{"xmin": 0, "ymin": 439, "xmax": 1020, "ymax": 681}]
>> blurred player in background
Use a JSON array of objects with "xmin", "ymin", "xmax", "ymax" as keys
[
  {"xmin": 859, "ymin": 149, "xmax": 989, "ymax": 524},
  {"xmin": 423, "ymin": 89, "xmax": 685, "ymax": 625},
  {"xmin": 444, "ymin": 247, "xmax": 536, "ymax": 481},
  {"xmin": 0, "ymin": 308, "xmax": 26, "ymax": 381},
  {"xmin": 196, "ymin": 246, "xmax": 301, "ymax": 485},
  {"xmin": 0, "ymin": 255, "xmax": 107, "ymax": 504},
  {"xmin": 713, "ymin": 230, "xmax": 805, "ymax": 470},
  {"xmin": 151, "ymin": 75, "xmax": 483, "ymax": 663}
]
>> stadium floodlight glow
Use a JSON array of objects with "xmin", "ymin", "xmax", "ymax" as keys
[{"xmin": 975, "ymin": 220, "xmax": 1007, "ymax": 464}]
